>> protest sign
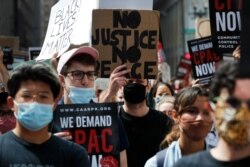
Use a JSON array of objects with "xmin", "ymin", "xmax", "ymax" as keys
[
  {"xmin": 188, "ymin": 36, "xmax": 222, "ymax": 85},
  {"xmin": 209, "ymin": 0, "xmax": 242, "ymax": 55},
  {"xmin": 92, "ymin": 9, "xmax": 159, "ymax": 79},
  {"xmin": 53, "ymin": 103, "xmax": 120, "ymax": 167},
  {"xmin": 176, "ymin": 56, "xmax": 192, "ymax": 82},
  {"xmin": 37, "ymin": 0, "xmax": 96, "ymax": 61}
]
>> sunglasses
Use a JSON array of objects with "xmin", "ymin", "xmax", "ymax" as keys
[{"xmin": 226, "ymin": 96, "xmax": 250, "ymax": 109}]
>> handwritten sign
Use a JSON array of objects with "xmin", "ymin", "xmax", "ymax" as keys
[
  {"xmin": 188, "ymin": 36, "xmax": 222, "ymax": 85},
  {"xmin": 209, "ymin": 0, "xmax": 242, "ymax": 54},
  {"xmin": 53, "ymin": 103, "xmax": 120, "ymax": 167},
  {"xmin": 92, "ymin": 9, "xmax": 159, "ymax": 79},
  {"xmin": 37, "ymin": 0, "xmax": 95, "ymax": 60}
]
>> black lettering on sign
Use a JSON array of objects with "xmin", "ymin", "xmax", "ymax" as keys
[
  {"xmin": 144, "ymin": 62, "xmax": 157, "ymax": 78},
  {"xmin": 131, "ymin": 63, "xmax": 142, "ymax": 78},
  {"xmin": 112, "ymin": 46, "xmax": 141, "ymax": 64},
  {"xmin": 101, "ymin": 61, "xmax": 111, "ymax": 78},
  {"xmin": 113, "ymin": 10, "xmax": 141, "ymax": 29}
]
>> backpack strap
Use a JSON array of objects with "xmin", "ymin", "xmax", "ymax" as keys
[{"xmin": 156, "ymin": 148, "xmax": 167, "ymax": 167}]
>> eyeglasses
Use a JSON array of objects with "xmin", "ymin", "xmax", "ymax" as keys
[
  {"xmin": 67, "ymin": 70, "xmax": 96, "ymax": 81},
  {"xmin": 226, "ymin": 96, "xmax": 250, "ymax": 109},
  {"xmin": 19, "ymin": 92, "xmax": 52, "ymax": 103}
]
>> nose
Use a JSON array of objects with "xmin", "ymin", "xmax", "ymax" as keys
[
  {"xmin": 31, "ymin": 94, "xmax": 39, "ymax": 102},
  {"xmin": 196, "ymin": 111, "xmax": 211, "ymax": 121},
  {"xmin": 81, "ymin": 74, "xmax": 89, "ymax": 86}
]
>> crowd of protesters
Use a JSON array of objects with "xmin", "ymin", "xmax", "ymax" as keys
[{"xmin": 0, "ymin": 1, "xmax": 250, "ymax": 167}]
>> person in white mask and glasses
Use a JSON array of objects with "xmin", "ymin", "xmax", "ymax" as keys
[{"xmin": 0, "ymin": 63, "xmax": 90, "ymax": 167}]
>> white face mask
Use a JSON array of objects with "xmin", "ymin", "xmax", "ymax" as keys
[{"xmin": 68, "ymin": 86, "xmax": 95, "ymax": 104}]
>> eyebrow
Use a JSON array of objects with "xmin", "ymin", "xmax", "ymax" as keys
[{"xmin": 20, "ymin": 91, "xmax": 50, "ymax": 94}]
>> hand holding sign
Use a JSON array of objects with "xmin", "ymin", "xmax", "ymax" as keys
[{"xmin": 100, "ymin": 64, "xmax": 130, "ymax": 102}]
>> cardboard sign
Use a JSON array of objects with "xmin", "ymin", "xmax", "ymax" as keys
[
  {"xmin": 53, "ymin": 103, "xmax": 120, "ymax": 167},
  {"xmin": 92, "ymin": 9, "xmax": 159, "ymax": 79},
  {"xmin": 209, "ymin": 0, "xmax": 242, "ymax": 54},
  {"xmin": 188, "ymin": 36, "xmax": 222, "ymax": 85}
]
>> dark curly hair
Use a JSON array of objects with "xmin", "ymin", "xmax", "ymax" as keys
[{"xmin": 209, "ymin": 61, "xmax": 239, "ymax": 101}]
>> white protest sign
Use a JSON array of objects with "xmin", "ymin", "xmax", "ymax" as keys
[{"xmin": 37, "ymin": 0, "xmax": 98, "ymax": 61}]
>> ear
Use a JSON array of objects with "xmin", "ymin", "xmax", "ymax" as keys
[
  {"xmin": 7, "ymin": 96, "xmax": 15, "ymax": 112},
  {"xmin": 58, "ymin": 75, "xmax": 66, "ymax": 88},
  {"xmin": 172, "ymin": 109, "xmax": 179, "ymax": 123}
]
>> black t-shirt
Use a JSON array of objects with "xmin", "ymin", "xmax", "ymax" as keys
[
  {"xmin": 119, "ymin": 107, "xmax": 174, "ymax": 167},
  {"xmin": 174, "ymin": 150, "xmax": 250, "ymax": 167},
  {"xmin": 0, "ymin": 131, "xmax": 90, "ymax": 167}
]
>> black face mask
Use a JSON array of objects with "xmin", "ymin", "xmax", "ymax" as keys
[{"xmin": 123, "ymin": 83, "xmax": 146, "ymax": 104}]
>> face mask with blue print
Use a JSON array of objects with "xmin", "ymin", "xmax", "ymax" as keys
[
  {"xmin": 14, "ymin": 101, "xmax": 53, "ymax": 131},
  {"xmin": 68, "ymin": 86, "xmax": 95, "ymax": 104}
]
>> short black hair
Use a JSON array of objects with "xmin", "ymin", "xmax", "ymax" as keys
[{"xmin": 7, "ymin": 63, "xmax": 60, "ymax": 99}]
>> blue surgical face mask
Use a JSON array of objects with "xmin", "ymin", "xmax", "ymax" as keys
[
  {"xmin": 14, "ymin": 101, "xmax": 53, "ymax": 131},
  {"xmin": 68, "ymin": 86, "xmax": 95, "ymax": 104}
]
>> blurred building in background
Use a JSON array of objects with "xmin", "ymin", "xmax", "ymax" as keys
[
  {"xmin": 154, "ymin": 0, "xmax": 209, "ymax": 76},
  {"xmin": 0, "ymin": 0, "xmax": 57, "ymax": 49},
  {"xmin": 0, "ymin": 0, "xmax": 209, "ymax": 77}
]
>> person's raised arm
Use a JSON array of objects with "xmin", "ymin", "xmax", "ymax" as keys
[{"xmin": 100, "ymin": 64, "xmax": 130, "ymax": 102}]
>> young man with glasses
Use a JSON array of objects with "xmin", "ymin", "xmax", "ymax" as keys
[
  {"xmin": 54, "ymin": 46, "xmax": 129, "ymax": 167},
  {"xmin": 101, "ymin": 74, "xmax": 174, "ymax": 167}
]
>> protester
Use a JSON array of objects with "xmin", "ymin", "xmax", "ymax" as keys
[
  {"xmin": 54, "ymin": 46, "xmax": 129, "ymax": 167},
  {"xmin": 145, "ymin": 86, "xmax": 213, "ymax": 167},
  {"xmin": 0, "ymin": 92, "xmax": 15, "ymax": 135},
  {"xmin": 102, "ymin": 75, "xmax": 174, "ymax": 167},
  {"xmin": 0, "ymin": 63, "xmax": 90, "ymax": 166},
  {"xmin": 155, "ymin": 95, "xmax": 175, "ymax": 118},
  {"xmin": 153, "ymin": 82, "xmax": 175, "ymax": 104},
  {"xmin": 173, "ymin": 61, "xmax": 250, "ymax": 167}
]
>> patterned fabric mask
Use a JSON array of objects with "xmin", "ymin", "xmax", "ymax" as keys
[{"xmin": 215, "ymin": 104, "xmax": 250, "ymax": 148}]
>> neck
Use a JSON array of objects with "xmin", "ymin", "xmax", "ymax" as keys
[
  {"xmin": 179, "ymin": 134, "xmax": 206, "ymax": 156},
  {"xmin": 123, "ymin": 100, "xmax": 149, "ymax": 117},
  {"xmin": 211, "ymin": 138, "xmax": 250, "ymax": 161},
  {"xmin": 13, "ymin": 125, "xmax": 51, "ymax": 144}
]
